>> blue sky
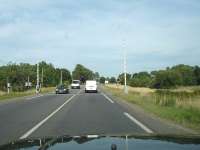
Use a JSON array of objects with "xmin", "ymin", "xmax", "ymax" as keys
[{"xmin": 0, "ymin": 0, "xmax": 200, "ymax": 76}]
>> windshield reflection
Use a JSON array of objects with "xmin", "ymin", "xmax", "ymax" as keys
[{"xmin": 1, "ymin": 134, "xmax": 200, "ymax": 150}]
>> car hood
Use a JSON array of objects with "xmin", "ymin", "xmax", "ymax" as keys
[{"xmin": 1, "ymin": 134, "xmax": 200, "ymax": 150}]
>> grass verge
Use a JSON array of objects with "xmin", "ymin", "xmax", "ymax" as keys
[
  {"xmin": 0, "ymin": 87, "xmax": 55, "ymax": 101},
  {"xmin": 103, "ymin": 85, "xmax": 200, "ymax": 132}
]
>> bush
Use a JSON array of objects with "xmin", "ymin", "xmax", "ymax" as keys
[
  {"xmin": 152, "ymin": 70, "xmax": 182, "ymax": 89},
  {"xmin": 129, "ymin": 72, "xmax": 152, "ymax": 87},
  {"xmin": 100, "ymin": 77, "xmax": 106, "ymax": 84}
]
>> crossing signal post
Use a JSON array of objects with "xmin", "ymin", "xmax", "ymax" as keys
[{"xmin": 36, "ymin": 63, "xmax": 40, "ymax": 94}]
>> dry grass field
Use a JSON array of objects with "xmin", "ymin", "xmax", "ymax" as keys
[{"xmin": 104, "ymin": 84, "xmax": 200, "ymax": 131}]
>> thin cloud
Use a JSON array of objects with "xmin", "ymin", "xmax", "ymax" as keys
[{"xmin": 0, "ymin": 0, "xmax": 199, "ymax": 76}]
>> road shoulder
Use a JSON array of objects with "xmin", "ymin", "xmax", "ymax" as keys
[
  {"xmin": 0, "ymin": 92, "xmax": 54, "ymax": 106},
  {"xmin": 100, "ymin": 86, "xmax": 197, "ymax": 135}
]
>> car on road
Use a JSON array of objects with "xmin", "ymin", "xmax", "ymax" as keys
[
  {"xmin": 55, "ymin": 84, "xmax": 69, "ymax": 94},
  {"xmin": 71, "ymin": 80, "xmax": 81, "ymax": 89},
  {"xmin": 85, "ymin": 80, "xmax": 98, "ymax": 93}
]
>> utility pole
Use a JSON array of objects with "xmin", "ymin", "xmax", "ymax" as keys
[
  {"xmin": 28, "ymin": 76, "xmax": 30, "ymax": 83},
  {"xmin": 124, "ymin": 50, "xmax": 128, "ymax": 94},
  {"xmin": 27, "ymin": 75, "xmax": 30, "ymax": 89},
  {"xmin": 60, "ymin": 70, "xmax": 63, "ymax": 85},
  {"xmin": 36, "ymin": 63, "xmax": 40, "ymax": 94},
  {"xmin": 7, "ymin": 77, "xmax": 10, "ymax": 94},
  {"xmin": 41, "ymin": 68, "xmax": 44, "ymax": 88},
  {"xmin": 123, "ymin": 39, "xmax": 128, "ymax": 94}
]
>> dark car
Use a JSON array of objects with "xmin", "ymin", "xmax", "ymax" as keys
[{"xmin": 55, "ymin": 84, "xmax": 69, "ymax": 94}]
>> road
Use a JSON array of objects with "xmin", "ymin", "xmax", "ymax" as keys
[{"xmin": 0, "ymin": 86, "xmax": 193, "ymax": 145}]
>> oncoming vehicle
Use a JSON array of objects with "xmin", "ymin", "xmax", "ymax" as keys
[
  {"xmin": 71, "ymin": 80, "xmax": 80, "ymax": 89},
  {"xmin": 55, "ymin": 84, "xmax": 69, "ymax": 94},
  {"xmin": 85, "ymin": 80, "xmax": 97, "ymax": 93}
]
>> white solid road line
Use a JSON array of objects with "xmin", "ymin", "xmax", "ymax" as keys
[
  {"xmin": 101, "ymin": 93, "xmax": 114, "ymax": 103},
  {"xmin": 20, "ymin": 89, "xmax": 83, "ymax": 139},
  {"xmin": 124, "ymin": 112, "xmax": 154, "ymax": 134},
  {"xmin": 20, "ymin": 94, "xmax": 76, "ymax": 139}
]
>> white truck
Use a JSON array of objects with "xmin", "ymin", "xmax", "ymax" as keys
[{"xmin": 85, "ymin": 80, "xmax": 98, "ymax": 93}]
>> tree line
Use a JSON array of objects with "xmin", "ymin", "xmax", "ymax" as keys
[
  {"xmin": 0, "ymin": 62, "xmax": 100, "ymax": 92},
  {"xmin": 99, "ymin": 64, "xmax": 200, "ymax": 89},
  {"xmin": 1, "ymin": 62, "xmax": 199, "ymax": 91},
  {"xmin": 0, "ymin": 61, "xmax": 72, "ymax": 91}
]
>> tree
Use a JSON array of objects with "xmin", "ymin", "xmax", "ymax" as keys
[
  {"xmin": 39, "ymin": 61, "xmax": 71, "ymax": 86},
  {"xmin": 171, "ymin": 64, "xmax": 196, "ymax": 86},
  {"xmin": 117, "ymin": 73, "xmax": 131, "ymax": 85},
  {"xmin": 72, "ymin": 64, "xmax": 94, "ymax": 83},
  {"xmin": 129, "ymin": 72, "xmax": 152, "ymax": 87},
  {"xmin": 115, "ymin": 64, "xmax": 200, "ymax": 89},
  {"xmin": 99, "ymin": 77, "xmax": 106, "ymax": 84},
  {"xmin": 194, "ymin": 66, "xmax": 200, "ymax": 85},
  {"xmin": 152, "ymin": 70, "xmax": 182, "ymax": 89},
  {"xmin": 109, "ymin": 77, "xmax": 116, "ymax": 83},
  {"xmin": 61, "ymin": 69, "xmax": 72, "ymax": 84},
  {"xmin": 94, "ymin": 72, "xmax": 100, "ymax": 81},
  {"xmin": 0, "ymin": 61, "xmax": 72, "ymax": 91}
]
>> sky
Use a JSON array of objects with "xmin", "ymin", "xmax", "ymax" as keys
[{"xmin": 0, "ymin": 0, "xmax": 200, "ymax": 76}]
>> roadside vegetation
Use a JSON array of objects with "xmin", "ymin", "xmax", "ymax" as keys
[
  {"xmin": 104, "ymin": 84, "xmax": 200, "ymax": 132},
  {"xmin": 0, "ymin": 61, "xmax": 100, "ymax": 101},
  {"xmin": 0, "ymin": 62, "xmax": 99, "ymax": 92},
  {"xmin": 72, "ymin": 64, "xmax": 99, "ymax": 83},
  {"xmin": 0, "ymin": 61, "xmax": 72, "ymax": 91},
  {"xmin": 100, "ymin": 64, "xmax": 200, "ymax": 89},
  {"xmin": 0, "ymin": 87, "xmax": 55, "ymax": 101}
]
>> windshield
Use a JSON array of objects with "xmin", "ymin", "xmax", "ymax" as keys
[
  {"xmin": 72, "ymin": 81, "xmax": 80, "ymax": 84},
  {"xmin": 57, "ymin": 85, "xmax": 66, "ymax": 89},
  {"xmin": 0, "ymin": 0, "xmax": 200, "ymax": 148},
  {"xmin": 86, "ymin": 81, "xmax": 97, "ymax": 85}
]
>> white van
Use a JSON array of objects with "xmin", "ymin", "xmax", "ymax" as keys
[
  {"xmin": 85, "ymin": 80, "xmax": 97, "ymax": 93},
  {"xmin": 71, "ymin": 80, "xmax": 80, "ymax": 89}
]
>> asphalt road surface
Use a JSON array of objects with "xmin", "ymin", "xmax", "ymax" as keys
[{"xmin": 0, "ymin": 85, "xmax": 193, "ymax": 145}]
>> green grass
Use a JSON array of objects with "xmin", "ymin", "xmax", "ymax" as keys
[
  {"xmin": 40, "ymin": 87, "xmax": 55, "ymax": 94},
  {"xmin": 0, "ymin": 87, "xmax": 55, "ymax": 101},
  {"xmin": 104, "ymin": 86, "xmax": 200, "ymax": 132}
]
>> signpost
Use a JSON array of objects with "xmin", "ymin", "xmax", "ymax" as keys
[
  {"xmin": 7, "ymin": 83, "xmax": 11, "ymax": 94},
  {"xmin": 7, "ymin": 77, "xmax": 11, "ymax": 94},
  {"xmin": 25, "ymin": 76, "xmax": 32, "ymax": 88}
]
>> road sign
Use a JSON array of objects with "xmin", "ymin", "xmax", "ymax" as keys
[
  {"xmin": 25, "ymin": 82, "xmax": 32, "ymax": 87},
  {"xmin": 7, "ymin": 83, "xmax": 11, "ymax": 88}
]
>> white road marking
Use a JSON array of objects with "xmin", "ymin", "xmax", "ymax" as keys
[
  {"xmin": 26, "ymin": 95, "xmax": 43, "ymax": 100},
  {"xmin": 124, "ymin": 112, "xmax": 154, "ymax": 134},
  {"xmin": 101, "ymin": 93, "xmax": 114, "ymax": 103},
  {"xmin": 54, "ymin": 94, "xmax": 75, "ymax": 96},
  {"xmin": 20, "ymin": 94, "xmax": 76, "ymax": 139},
  {"xmin": 76, "ymin": 89, "xmax": 82, "ymax": 95},
  {"xmin": 20, "ymin": 88, "xmax": 83, "ymax": 139}
]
